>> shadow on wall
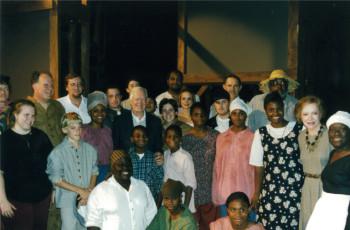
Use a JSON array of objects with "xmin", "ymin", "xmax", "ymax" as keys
[
  {"xmin": 185, "ymin": 1, "xmax": 288, "ymax": 73},
  {"xmin": 178, "ymin": 26, "xmax": 232, "ymax": 77}
]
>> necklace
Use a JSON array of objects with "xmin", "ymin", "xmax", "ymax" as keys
[{"xmin": 305, "ymin": 125, "xmax": 324, "ymax": 152}]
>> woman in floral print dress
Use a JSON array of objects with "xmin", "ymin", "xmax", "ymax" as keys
[
  {"xmin": 250, "ymin": 92, "xmax": 304, "ymax": 230},
  {"xmin": 182, "ymin": 102, "xmax": 219, "ymax": 230}
]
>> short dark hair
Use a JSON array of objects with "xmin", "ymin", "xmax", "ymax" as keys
[
  {"xmin": 167, "ymin": 70, "xmax": 183, "ymax": 82},
  {"xmin": 31, "ymin": 71, "xmax": 53, "ymax": 85},
  {"xmin": 105, "ymin": 85, "xmax": 121, "ymax": 93},
  {"xmin": 159, "ymin": 98, "xmax": 178, "ymax": 113},
  {"xmin": 264, "ymin": 92, "xmax": 284, "ymax": 109},
  {"xmin": 64, "ymin": 73, "xmax": 83, "ymax": 87},
  {"xmin": 225, "ymin": 191, "xmax": 250, "ymax": 208},
  {"xmin": 126, "ymin": 75, "xmax": 140, "ymax": 86},
  {"xmin": 225, "ymin": 74, "xmax": 241, "ymax": 86},
  {"xmin": 190, "ymin": 102, "xmax": 207, "ymax": 116},
  {"xmin": 165, "ymin": 124, "xmax": 182, "ymax": 138},
  {"xmin": 131, "ymin": 125, "xmax": 148, "ymax": 137}
]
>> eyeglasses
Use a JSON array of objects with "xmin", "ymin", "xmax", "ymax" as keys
[{"xmin": 269, "ymin": 79, "xmax": 288, "ymax": 87}]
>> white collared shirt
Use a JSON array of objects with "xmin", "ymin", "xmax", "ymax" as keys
[
  {"xmin": 57, "ymin": 95, "xmax": 91, "ymax": 124},
  {"xmin": 163, "ymin": 147, "xmax": 197, "ymax": 212},
  {"xmin": 132, "ymin": 111, "xmax": 146, "ymax": 127},
  {"xmin": 86, "ymin": 176, "xmax": 157, "ymax": 230},
  {"xmin": 215, "ymin": 116, "xmax": 230, "ymax": 133}
]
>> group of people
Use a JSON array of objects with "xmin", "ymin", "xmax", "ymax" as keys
[{"xmin": 0, "ymin": 68, "xmax": 349, "ymax": 230}]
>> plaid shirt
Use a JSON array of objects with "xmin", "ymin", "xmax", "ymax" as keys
[{"xmin": 129, "ymin": 148, "xmax": 164, "ymax": 201}]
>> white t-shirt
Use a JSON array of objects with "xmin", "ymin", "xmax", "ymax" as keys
[
  {"xmin": 163, "ymin": 147, "xmax": 197, "ymax": 212},
  {"xmin": 57, "ymin": 95, "xmax": 91, "ymax": 124},
  {"xmin": 249, "ymin": 121, "xmax": 296, "ymax": 167},
  {"xmin": 85, "ymin": 176, "xmax": 157, "ymax": 230}
]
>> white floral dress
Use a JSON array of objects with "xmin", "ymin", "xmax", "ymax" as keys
[{"xmin": 257, "ymin": 123, "xmax": 304, "ymax": 230}]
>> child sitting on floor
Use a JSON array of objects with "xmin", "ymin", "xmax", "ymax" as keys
[
  {"xmin": 210, "ymin": 192, "xmax": 264, "ymax": 230},
  {"xmin": 147, "ymin": 179, "xmax": 197, "ymax": 230}
]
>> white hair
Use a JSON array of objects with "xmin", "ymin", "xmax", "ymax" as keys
[{"xmin": 130, "ymin": 86, "xmax": 148, "ymax": 100}]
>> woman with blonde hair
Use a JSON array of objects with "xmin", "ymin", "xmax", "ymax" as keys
[
  {"xmin": 294, "ymin": 96, "xmax": 332, "ymax": 229},
  {"xmin": 177, "ymin": 89, "xmax": 195, "ymax": 127},
  {"xmin": 1, "ymin": 99, "xmax": 53, "ymax": 230}
]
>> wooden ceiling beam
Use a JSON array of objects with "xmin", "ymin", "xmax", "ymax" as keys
[{"xmin": 184, "ymin": 68, "xmax": 297, "ymax": 85}]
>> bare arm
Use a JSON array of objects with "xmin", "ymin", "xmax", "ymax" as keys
[
  {"xmin": 251, "ymin": 166, "xmax": 264, "ymax": 210},
  {"xmin": 196, "ymin": 85, "xmax": 209, "ymax": 97},
  {"xmin": 55, "ymin": 180, "xmax": 90, "ymax": 202},
  {"xmin": 88, "ymin": 175, "xmax": 97, "ymax": 190},
  {"xmin": 0, "ymin": 173, "xmax": 16, "ymax": 217},
  {"xmin": 184, "ymin": 186, "xmax": 193, "ymax": 208}
]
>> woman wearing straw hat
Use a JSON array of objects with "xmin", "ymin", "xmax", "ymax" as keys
[{"xmin": 248, "ymin": 69, "xmax": 299, "ymax": 131}]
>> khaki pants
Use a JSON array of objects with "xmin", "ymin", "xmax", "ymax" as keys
[{"xmin": 47, "ymin": 202, "xmax": 61, "ymax": 230}]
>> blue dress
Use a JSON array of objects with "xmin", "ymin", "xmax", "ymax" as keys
[{"xmin": 257, "ymin": 123, "xmax": 304, "ymax": 230}]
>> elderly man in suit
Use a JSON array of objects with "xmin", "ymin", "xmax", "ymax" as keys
[{"xmin": 112, "ymin": 86, "xmax": 163, "ymax": 152}]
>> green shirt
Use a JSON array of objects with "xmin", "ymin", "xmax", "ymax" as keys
[
  {"xmin": 28, "ymin": 97, "xmax": 65, "ymax": 146},
  {"xmin": 147, "ymin": 206, "xmax": 197, "ymax": 230}
]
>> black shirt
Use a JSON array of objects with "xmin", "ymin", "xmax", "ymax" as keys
[
  {"xmin": 1, "ymin": 128, "xmax": 53, "ymax": 202},
  {"xmin": 321, "ymin": 152, "xmax": 350, "ymax": 195}
]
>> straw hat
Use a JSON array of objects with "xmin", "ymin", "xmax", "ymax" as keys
[{"xmin": 259, "ymin": 69, "xmax": 299, "ymax": 93}]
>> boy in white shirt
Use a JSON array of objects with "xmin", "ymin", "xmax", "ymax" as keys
[{"xmin": 163, "ymin": 124, "xmax": 197, "ymax": 213}]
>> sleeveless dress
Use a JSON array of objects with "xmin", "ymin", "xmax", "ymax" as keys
[
  {"xmin": 306, "ymin": 154, "xmax": 350, "ymax": 230},
  {"xmin": 258, "ymin": 123, "xmax": 304, "ymax": 230}
]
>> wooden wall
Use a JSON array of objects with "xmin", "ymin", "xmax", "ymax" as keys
[{"xmin": 178, "ymin": 1, "xmax": 291, "ymax": 86}]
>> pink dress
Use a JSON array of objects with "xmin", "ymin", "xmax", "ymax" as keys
[
  {"xmin": 210, "ymin": 217, "xmax": 265, "ymax": 230},
  {"xmin": 212, "ymin": 128, "xmax": 255, "ymax": 205},
  {"xmin": 81, "ymin": 125, "xmax": 113, "ymax": 165}
]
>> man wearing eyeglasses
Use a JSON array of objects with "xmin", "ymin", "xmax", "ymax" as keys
[{"xmin": 248, "ymin": 69, "xmax": 299, "ymax": 131}]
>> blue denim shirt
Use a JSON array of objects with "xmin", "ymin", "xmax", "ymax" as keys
[{"xmin": 46, "ymin": 137, "xmax": 99, "ymax": 208}]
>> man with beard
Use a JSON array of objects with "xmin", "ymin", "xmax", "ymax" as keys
[
  {"xmin": 57, "ymin": 73, "xmax": 91, "ymax": 124},
  {"xmin": 85, "ymin": 150, "xmax": 157, "ymax": 230}
]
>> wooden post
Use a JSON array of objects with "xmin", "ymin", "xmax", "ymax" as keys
[
  {"xmin": 288, "ymin": 1, "xmax": 299, "ymax": 80},
  {"xmin": 81, "ymin": 5, "xmax": 90, "ymax": 92},
  {"xmin": 177, "ymin": 2, "xmax": 187, "ymax": 73},
  {"xmin": 67, "ymin": 19, "xmax": 78, "ymax": 74},
  {"xmin": 50, "ymin": 1, "xmax": 59, "ymax": 98}
]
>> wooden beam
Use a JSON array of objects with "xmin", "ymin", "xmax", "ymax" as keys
[
  {"xmin": 50, "ymin": 4, "xmax": 59, "ymax": 99},
  {"xmin": 177, "ymin": 2, "xmax": 187, "ymax": 73},
  {"xmin": 184, "ymin": 69, "xmax": 297, "ymax": 85},
  {"xmin": 288, "ymin": 1, "xmax": 299, "ymax": 80},
  {"xmin": 184, "ymin": 71, "xmax": 271, "ymax": 84},
  {"xmin": 2, "ymin": 0, "xmax": 53, "ymax": 13}
]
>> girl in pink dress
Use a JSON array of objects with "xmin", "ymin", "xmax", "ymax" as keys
[
  {"xmin": 212, "ymin": 100, "xmax": 255, "ymax": 217},
  {"xmin": 210, "ymin": 192, "xmax": 264, "ymax": 230}
]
